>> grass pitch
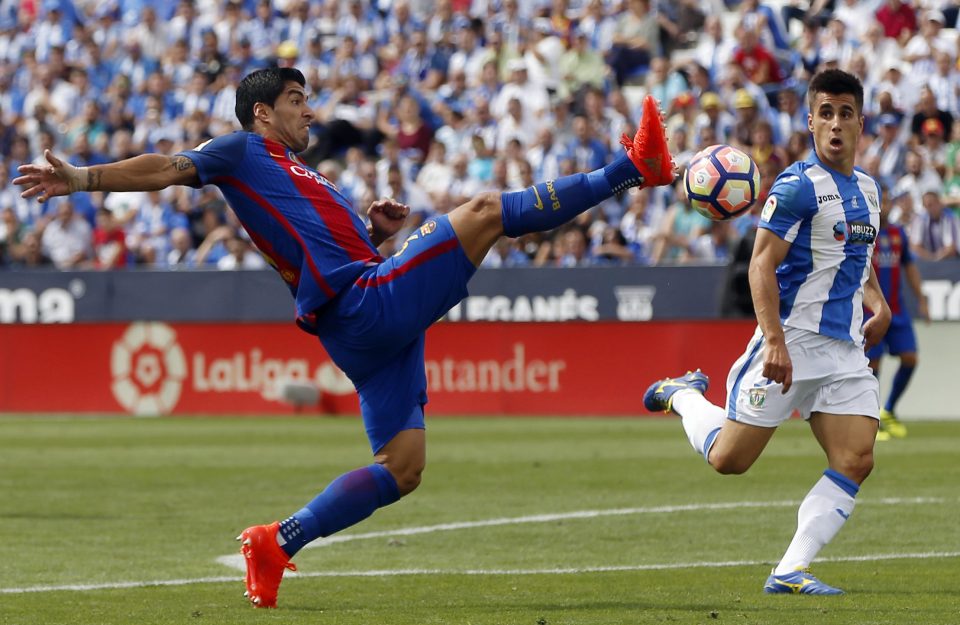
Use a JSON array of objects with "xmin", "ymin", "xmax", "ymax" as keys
[{"xmin": 0, "ymin": 415, "xmax": 958, "ymax": 625}]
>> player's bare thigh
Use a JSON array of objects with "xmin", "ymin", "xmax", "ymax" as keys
[
  {"xmin": 448, "ymin": 191, "xmax": 505, "ymax": 266},
  {"xmin": 808, "ymin": 412, "xmax": 877, "ymax": 484},
  {"xmin": 707, "ymin": 420, "xmax": 778, "ymax": 474}
]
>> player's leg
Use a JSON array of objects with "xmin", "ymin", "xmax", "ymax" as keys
[
  {"xmin": 645, "ymin": 329, "xmax": 801, "ymax": 474},
  {"xmin": 879, "ymin": 317, "xmax": 918, "ymax": 438},
  {"xmin": 448, "ymin": 95, "xmax": 676, "ymax": 265},
  {"xmin": 764, "ymin": 412, "xmax": 876, "ymax": 596},
  {"xmin": 766, "ymin": 362, "xmax": 879, "ymax": 595},
  {"xmin": 866, "ymin": 341, "xmax": 891, "ymax": 441}
]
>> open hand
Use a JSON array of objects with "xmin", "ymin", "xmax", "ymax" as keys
[{"xmin": 13, "ymin": 150, "xmax": 84, "ymax": 203}]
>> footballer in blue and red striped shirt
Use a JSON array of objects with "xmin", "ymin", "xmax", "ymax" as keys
[
  {"xmin": 14, "ymin": 66, "xmax": 678, "ymax": 608},
  {"xmin": 867, "ymin": 188, "xmax": 929, "ymax": 439}
]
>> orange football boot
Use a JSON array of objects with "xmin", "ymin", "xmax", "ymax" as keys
[
  {"xmin": 619, "ymin": 94, "xmax": 677, "ymax": 187},
  {"xmin": 238, "ymin": 522, "xmax": 297, "ymax": 608}
]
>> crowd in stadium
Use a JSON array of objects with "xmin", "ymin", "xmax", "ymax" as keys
[{"xmin": 1, "ymin": 0, "xmax": 960, "ymax": 271}]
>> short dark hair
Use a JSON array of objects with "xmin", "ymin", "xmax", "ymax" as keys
[
  {"xmin": 235, "ymin": 67, "xmax": 306, "ymax": 130},
  {"xmin": 807, "ymin": 69, "xmax": 864, "ymax": 114}
]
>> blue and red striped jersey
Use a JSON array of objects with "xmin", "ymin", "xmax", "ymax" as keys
[
  {"xmin": 179, "ymin": 132, "xmax": 383, "ymax": 332},
  {"xmin": 871, "ymin": 223, "xmax": 913, "ymax": 315}
]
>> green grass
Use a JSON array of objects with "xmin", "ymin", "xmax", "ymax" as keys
[{"xmin": 0, "ymin": 416, "xmax": 958, "ymax": 625}]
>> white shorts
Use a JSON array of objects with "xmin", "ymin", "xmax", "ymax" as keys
[{"xmin": 725, "ymin": 326, "xmax": 880, "ymax": 428}]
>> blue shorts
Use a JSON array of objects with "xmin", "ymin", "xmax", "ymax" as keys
[
  {"xmin": 866, "ymin": 312, "xmax": 917, "ymax": 360},
  {"xmin": 315, "ymin": 215, "xmax": 476, "ymax": 452}
]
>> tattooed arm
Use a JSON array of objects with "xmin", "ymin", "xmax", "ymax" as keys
[{"xmin": 14, "ymin": 150, "xmax": 200, "ymax": 203}]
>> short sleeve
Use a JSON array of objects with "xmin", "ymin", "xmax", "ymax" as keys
[
  {"xmin": 758, "ymin": 168, "xmax": 812, "ymax": 243},
  {"xmin": 176, "ymin": 132, "xmax": 249, "ymax": 186}
]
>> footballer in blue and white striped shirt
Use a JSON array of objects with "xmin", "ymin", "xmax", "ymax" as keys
[{"xmin": 644, "ymin": 69, "xmax": 892, "ymax": 595}]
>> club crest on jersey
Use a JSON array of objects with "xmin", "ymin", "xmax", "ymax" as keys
[
  {"xmin": 748, "ymin": 388, "xmax": 766, "ymax": 408},
  {"xmin": 419, "ymin": 221, "xmax": 437, "ymax": 236}
]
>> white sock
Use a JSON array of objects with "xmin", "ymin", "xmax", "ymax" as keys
[
  {"xmin": 774, "ymin": 471, "xmax": 858, "ymax": 575},
  {"xmin": 671, "ymin": 390, "xmax": 727, "ymax": 459}
]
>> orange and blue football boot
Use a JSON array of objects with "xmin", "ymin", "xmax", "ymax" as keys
[
  {"xmin": 763, "ymin": 568, "xmax": 844, "ymax": 595},
  {"xmin": 238, "ymin": 522, "xmax": 297, "ymax": 608},
  {"xmin": 643, "ymin": 370, "xmax": 710, "ymax": 413},
  {"xmin": 620, "ymin": 94, "xmax": 678, "ymax": 188}
]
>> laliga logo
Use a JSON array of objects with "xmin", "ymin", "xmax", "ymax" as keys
[{"xmin": 110, "ymin": 322, "xmax": 187, "ymax": 416}]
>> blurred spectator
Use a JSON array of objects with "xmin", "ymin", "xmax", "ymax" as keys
[
  {"xmin": 607, "ymin": 0, "xmax": 658, "ymax": 86},
  {"xmin": 559, "ymin": 27, "xmax": 607, "ymax": 98},
  {"xmin": 0, "ymin": 205, "xmax": 26, "ymax": 264},
  {"xmin": 555, "ymin": 226, "xmax": 593, "ymax": 267},
  {"xmin": 217, "ymin": 232, "xmax": 268, "ymax": 270},
  {"xmin": 92, "ymin": 207, "xmax": 127, "ymax": 269},
  {"xmin": 694, "ymin": 15, "xmax": 736, "ymax": 81},
  {"xmin": 863, "ymin": 113, "xmax": 907, "ymax": 188},
  {"xmin": 690, "ymin": 220, "xmax": 734, "ymax": 264},
  {"xmin": 566, "ymin": 116, "xmax": 608, "ymax": 172},
  {"xmin": 650, "ymin": 180, "xmax": 710, "ymax": 264},
  {"xmin": 771, "ymin": 87, "xmax": 807, "ymax": 144},
  {"xmin": 732, "ymin": 88, "xmax": 763, "ymax": 148},
  {"xmin": 895, "ymin": 149, "xmax": 943, "ymax": 211},
  {"xmin": 902, "ymin": 10, "xmax": 952, "ymax": 83},
  {"xmin": 912, "ymin": 191, "xmax": 960, "ymax": 260},
  {"xmin": 918, "ymin": 117, "xmax": 948, "ymax": 179},
  {"xmin": 166, "ymin": 226, "xmax": 197, "ymax": 268},
  {"xmin": 481, "ymin": 236, "xmax": 530, "ymax": 268},
  {"xmin": 732, "ymin": 24, "xmax": 784, "ymax": 94},
  {"xmin": 311, "ymin": 75, "xmax": 380, "ymax": 161},
  {"xmin": 377, "ymin": 91, "xmax": 435, "ymax": 168},
  {"xmin": 875, "ymin": 0, "xmax": 918, "ymax": 45},
  {"xmin": 492, "ymin": 58, "xmax": 550, "ymax": 123},
  {"xmin": 592, "ymin": 224, "xmax": 637, "ymax": 265},
  {"xmin": 40, "ymin": 200, "xmax": 92, "ymax": 269},
  {"xmin": 695, "ymin": 92, "xmax": 734, "ymax": 145},
  {"xmin": 15, "ymin": 231, "xmax": 53, "ymax": 269},
  {"xmin": 646, "ymin": 57, "xmax": 688, "ymax": 112},
  {"xmin": 910, "ymin": 86, "xmax": 953, "ymax": 143}
]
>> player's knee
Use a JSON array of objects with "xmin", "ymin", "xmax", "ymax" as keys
[
  {"xmin": 393, "ymin": 465, "xmax": 423, "ymax": 496},
  {"xmin": 381, "ymin": 458, "xmax": 424, "ymax": 497},
  {"xmin": 458, "ymin": 191, "xmax": 503, "ymax": 229},
  {"xmin": 841, "ymin": 452, "xmax": 874, "ymax": 484},
  {"xmin": 900, "ymin": 353, "xmax": 918, "ymax": 368},
  {"xmin": 707, "ymin": 450, "xmax": 752, "ymax": 475}
]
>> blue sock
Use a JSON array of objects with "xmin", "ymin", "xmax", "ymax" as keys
[
  {"xmin": 276, "ymin": 464, "xmax": 400, "ymax": 557},
  {"xmin": 501, "ymin": 153, "xmax": 643, "ymax": 237},
  {"xmin": 885, "ymin": 364, "xmax": 915, "ymax": 412}
]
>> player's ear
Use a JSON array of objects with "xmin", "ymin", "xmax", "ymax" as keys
[
  {"xmin": 253, "ymin": 102, "xmax": 270, "ymax": 125},
  {"xmin": 807, "ymin": 112, "xmax": 814, "ymax": 133}
]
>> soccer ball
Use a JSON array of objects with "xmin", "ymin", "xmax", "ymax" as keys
[{"xmin": 684, "ymin": 144, "xmax": 761, "ymax": 220}]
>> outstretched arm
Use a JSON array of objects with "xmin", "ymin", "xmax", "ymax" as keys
[
  {"xmin": 14, "ymin": 150, "xmax": 200, "ymax": 203},
  {"xmin": 749, "ymin": 228, "xmax": 793, "ymax": 392}
]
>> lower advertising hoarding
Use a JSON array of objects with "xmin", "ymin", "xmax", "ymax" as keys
[{"xmin": 0, "ymin": 321, "xmax": 757, "ymax": 416}]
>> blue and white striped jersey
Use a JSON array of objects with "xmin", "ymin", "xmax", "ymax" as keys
[{"xmin": 758, "ymin": 152, "xmax": 881, "ymax": 345}]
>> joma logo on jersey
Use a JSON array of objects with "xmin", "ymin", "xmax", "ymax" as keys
[
  {"xmin": 817, "ymin": 193, "xmax": 841, "ymax": 204},
  {"xmin": 289, "ymin": 164, "xmax": 340, "ymax": 193}
]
